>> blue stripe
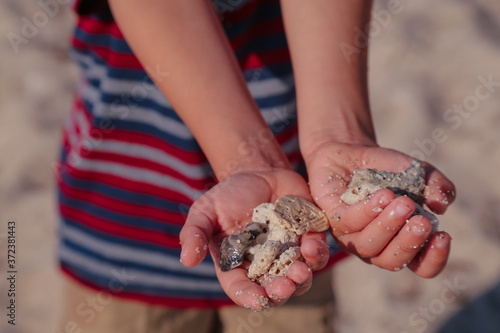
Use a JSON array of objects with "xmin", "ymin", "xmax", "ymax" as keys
[
  {"xmin": 86, "ymin": 74, "xmax": 295, "ymax": 117},
  {"xmin": 254, "ymin": 86, "xmax": 295, "ymax": 109},
  {"xmin": 235, "ymin": 33, "xmax": 288, "ymax": 59},
  {"xmin": 58, "ymin": 190, "xmax": 184, "ymax": 236},
  {"xmin": 244, "ymin": 62, "xmax": 293, "ymax": 80},
  {"xmin": 80, "ymin": 94, "xmax": 298, "ymax": 153},
  {"xmin": 79, "ymin": 98, "xmax": 202, "ymax": 152},
  {"xmin": 61, "ymin": 216, "xmax": 187, "ymax": 255},
  {"xmin": 61, "ymin": 262, "xmax": 227, "ymax": 298},
  {"xmin": 224, "ymin": 2, "xmax": 283, "ymax": 39},
  {"xmin": 74, "ymin": 27, "xmax": 133, "ymax": 53},
  {"xmin": 61, "ymin": 238, "xmax": 214, "ymax": 281},
  {"xmin": 72, "ymin": 47, "xmax": 294, "ymax": 83},
  {"xmin": 61, "ymin": 172, "xmax": 198, "ymax": 214},
  {"xmin": 70, "ymin": 49, "xmax": 153, "ymax": 82}
]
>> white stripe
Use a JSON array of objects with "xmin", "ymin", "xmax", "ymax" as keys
[
  {"xmin": 248, "ymin": 74, "xmax": 294, "ymax": 98},
  {"xmin": 282, "ymin": 136, "xmax": 299, "ymax": 155},
  {"xmin": 80, "ymin": 84, "xmax": 194, "ymax": 140},
  {"xmin": 261, "ymin": 99, "xmax": 297, "ymax": 125},
  {"xmin": 75, "ymin": 50, "xmax": 297, "ymax": 139},
  {"xmin": 67, "ymin": 156, "xmax": 203, "ymax": 201},
  {"xmin": 64, "ymin": 111, "xmax": 77, "ymax": 149},
  {"xmin": 62, "ymin": 224, "xmax": 216, "ymax": 276},
  {"xmin": 76, "ymin": 109, "xmax": 90, "ymax": 136},
  {"xmin": 60, "ymin": 244, "xmax": 223, "ymax": 292},
  {"xmin": 82, "ymin": 81, "xmax": 296, "ymax": 139},
  {"xmin": 65, "ymin": 127, "xmax": 298, "ymax": 197},
  {"xmin": 72, "ymin": 100, "xmax": 210, "ymax": 180},
  {"xmin": 73, "ymin": 52, "xmax": 294, "ymax": 100},
  {"xmin": 90, "ymin": 140, "xmax": 210, "ymax": 179}
]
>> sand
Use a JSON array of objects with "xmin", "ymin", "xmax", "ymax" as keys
[{"xmin": 1, "ymin": 0, "xmax": 500, "ymax": 332}]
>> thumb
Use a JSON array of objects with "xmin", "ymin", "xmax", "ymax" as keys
[
  {"xmin": 422, "ymin": 162, "xmax": 456, "ymax": 214},
  {"xmin": 179, "ymin": 201, "xmax": 215, "ymax": 267}
]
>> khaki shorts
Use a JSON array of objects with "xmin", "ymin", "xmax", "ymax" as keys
[{"xmin": 59, "ymin": 270, "xmax": 335, "ymax": 333}]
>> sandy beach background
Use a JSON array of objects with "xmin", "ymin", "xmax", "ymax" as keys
[{"xmin": 1, "ymin": 0, "xmax": 499, "ymax": 332}]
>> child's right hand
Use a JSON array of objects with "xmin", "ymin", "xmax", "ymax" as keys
[{"xmin": 179, "ymin": 168, "xmax": 330, "ymax": 311}]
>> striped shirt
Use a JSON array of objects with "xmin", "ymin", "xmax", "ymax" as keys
[{"xmin": 58, "ymin": 0, "xmax": 346, "ymax": 308}]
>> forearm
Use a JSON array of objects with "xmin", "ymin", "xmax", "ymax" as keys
[
  {"xmin": 109, "ymin": 0, "xmax": 290, "ymax": 179},
  {"xmin": 280, "ymin": 0, "xmax": 376, "ymax": 157}
]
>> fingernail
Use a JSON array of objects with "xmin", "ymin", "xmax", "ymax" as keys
[
  {"xmin": 379, "ymin": 192, "xmax": 392, "ymax": 207},
  {"xmin": 395, "ymin": 203, "xmax": 412, "ymax": 217},
  {"xmin": 316, "ymin": 238, "xmax": 329, "ymax": 248},
  {"xmin": 435, "ymin": 233, "xmax": 449, "ymax": 249}
]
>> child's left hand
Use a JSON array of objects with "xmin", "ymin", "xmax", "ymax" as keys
[{"xmin": 304, "ymin": 141, "xmax": 456, "ymax": 278}]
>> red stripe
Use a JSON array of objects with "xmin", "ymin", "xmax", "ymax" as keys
[
  {"xmin": 80, "ymin": 150, "xmax": 211, "ymax": 189},
  {"xmin": 77, "ymin": 4, "xmax": 287, "ymax": 67},
  {"xmin": 72, "ymin": 0, "xmax": 81, "ymax": 12},
  {"xmin": 73, "ymin": 32, "xmax": 290, "ymax": 71},
  {"xmin": 91, "ymin": 129, "xmax": 208, "ymax": 165},
  {"xmin": 59, "ymin": 178, "xmax": 187, "ymax": 226},
  {"xmin": 241, "ymin": 48, "xmax": 291, "ymax": 70},
  {"xmin": 61, "ymin": 165, "xmax": 198, "ymax": 206},
  {"xmin": 316, "ymin": 251, "xmax": 349, "ymax": 275},
  {"xmin": 73, "ymin": 37, "xmax": 144, "ymax": 69},
  {"xmin": 78, "ymin": 16, "xmax": 125, "ymax": 39},
  {"xmin": 73, "ymin": 98, "xmax": 209, "ymax": 166},
  {"xmin": 75, "ymin": 96, "xmax": 94, "ymax": 125},
  {"xmin": 61, "ymin": 268, "xmax": 235, "ymax": 309},
  {"xmin": 59, "ymin": 204, "xmax": 182, "ymax": 248},
  {"xmin": 275, "ymin": 123, "xmax": 297, "ymax": 145},
  {"xmin": 72, "ymin": 95, "xmax": 297, "ymax": 166},
  {"xmin": 217, "ymin": 0, "xmax": 260, "ymax": 23}
]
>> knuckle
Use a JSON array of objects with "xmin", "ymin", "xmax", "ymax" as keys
[
  {"xmin": 356, "ymin": 244, "xmax": 377, "ymax": 259},
  {"xmin": 399, "ymin": 242, "xmax": 421, "ymax": 255}
]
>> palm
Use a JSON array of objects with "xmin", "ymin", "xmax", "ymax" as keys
[
  {"xmin": 180, "ymin": 168, "xmax": 327, "ymax": 309},
  {"xmin": 308, "ymin": 144, "xmax": 419, "ymax": 214},
  {"xmin": 195, "ymin": 170, "xmax": 310, "ymax": 237},
  {"xmin": 305, "ymin": 142, "xmax": 456, "ymax": 278}
]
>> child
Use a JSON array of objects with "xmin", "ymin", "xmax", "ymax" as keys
[{"xmin": 58, "ymin": 0, "xmax": 455, "ymax": 331}]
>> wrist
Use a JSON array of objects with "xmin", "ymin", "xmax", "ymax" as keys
[
  {"xmin": 299, "ymin": 105, "xmax": 377, "ymax": 162},
  {"xmin": 209, "ymin": 127, "xmax": 293, "ymax": 181}
]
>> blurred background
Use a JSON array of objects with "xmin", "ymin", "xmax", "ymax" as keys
[{"xmin": 0, "ymin": 0, "xmax": 499, "ymax": 332}]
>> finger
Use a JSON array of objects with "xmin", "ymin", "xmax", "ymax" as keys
[
  {"xmin": 330, "ymin": 188, "xmax": 395, "ymax": 234},
  {"xmin": 260, "ymin": 275, "xmax": 297, "ymax": 305},
  {"xmin": 217, "ymin": 267, "xmax": 272, "ymax": 310},
  {"xmin": 179, "ymin": 205, "xmax": 215, "ymax": 267},
  {"xmin": 408, "ymin": 231, "xmax": 451, "ymax": 278},
  {"xmin": 370, "ymin": 215, "xmax": 433, "ymax": 270},
  {"xmin": 209, "ymin": 241, "xmax": 273, "ymax": 310},
  {"xmin": 350, "ymin": 196, "xmax": 415, "ymax": 258},
  {"xmin": 422, "ymin": 163, "xmax": 456, "ymax": 214},
  {"xmin": 300, "ymin": 232, "xmax": 329, "ymax": 270},
  {"xmin": 286, "ymin": 261, "xmax": 313, "ymax": 296}
]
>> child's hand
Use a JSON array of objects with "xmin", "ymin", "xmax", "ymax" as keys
[
  {"xmin": 304, "ymin": 141, "xmax": 456, "ymax": 278},
  {"xmin": 179, "ymin": 169, "xmax": 330, "ymax": 310}
]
